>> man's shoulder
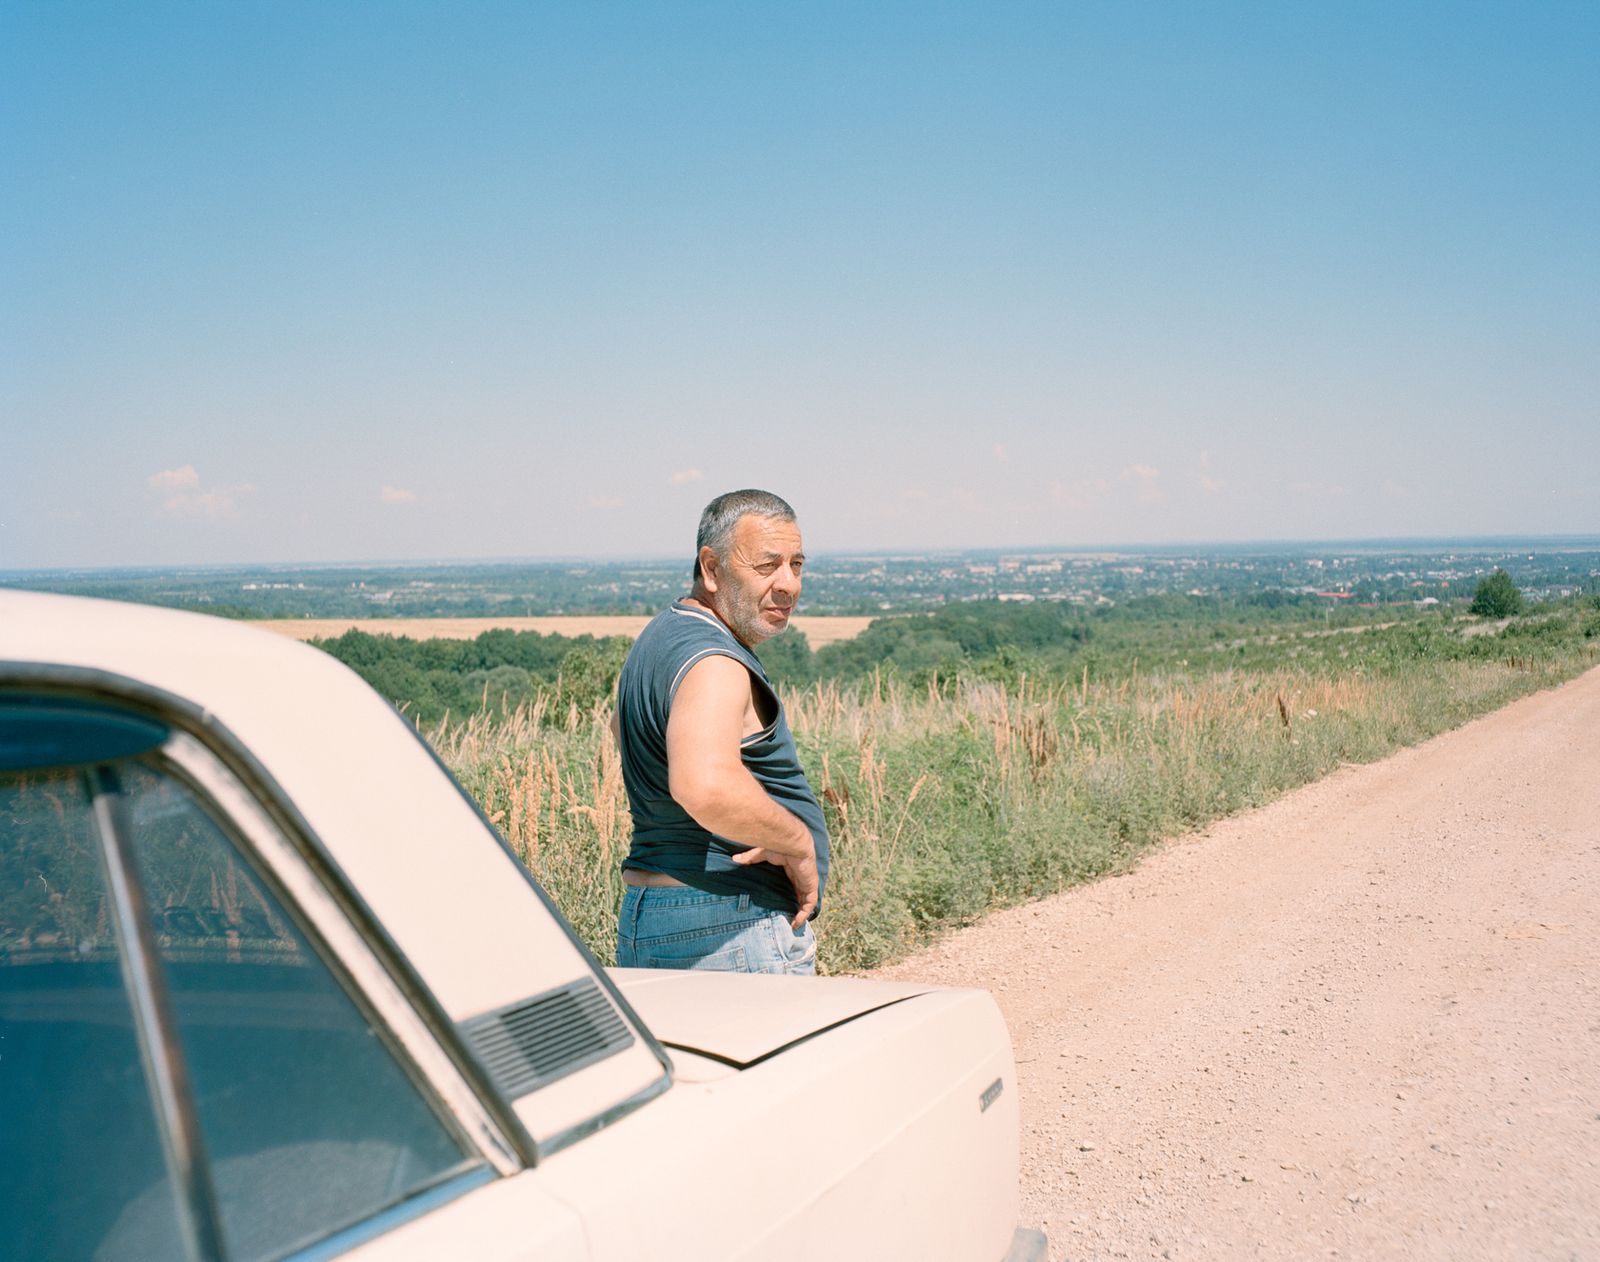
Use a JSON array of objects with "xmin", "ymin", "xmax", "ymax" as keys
[
  {"xmin": 625, "ymin": 601, "xmax": 731, "ymax": 680},
  {"xmin": 636, "ymin": 600, "xmax": 739, "ymax": 655}
]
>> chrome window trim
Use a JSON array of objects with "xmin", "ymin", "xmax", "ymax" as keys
[
  {"xmin": 536, "ymin": 1069, "xmax": 674, "ymax": 1160},
  {"xmin": 162, "ymin": 730, "xmax": 522, "ymax": 1177},
  {"xmin": 88, "ymin": 763, "xmax": 229, "ymax": 1262},
  {"xmin": 282, "ymin": 1165, "xmax": 497, "ymax": 1262}
]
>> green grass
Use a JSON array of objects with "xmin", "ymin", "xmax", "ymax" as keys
[{"xmin": 427, "ymin": 603, "xmax": 1600, "ymax": 974}]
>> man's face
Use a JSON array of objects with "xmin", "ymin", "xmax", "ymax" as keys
[{"xmin": 706, "ymin": 515, "xmax": 804, "ymax": 647}]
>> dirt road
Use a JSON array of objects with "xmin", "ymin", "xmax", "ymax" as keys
[{"xmin": 873, "ymin": 665, "xmax": 1600, "ymax": 1259}]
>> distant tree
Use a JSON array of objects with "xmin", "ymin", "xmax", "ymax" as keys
[
  {"xmin": 464, "ymin": 664, "xmax": 536, "ymax": 712},
  {"xmin": 755, "ymin": 628, "xmax": 817, "ymax": 689},
  {"xmin": 555, "ymin": 640, "xmax": 630, "ymax": 712},
  {"xmin": 1469, "ymin": 569, "xmax": 1523, "ymax": 618},
  {"xmin": 316, "ymin": 629, "xmax": 390, "ymax": 670},
  {"xmin": 889, "ymin": 634, "xmax": 964, "ymax": 677}
]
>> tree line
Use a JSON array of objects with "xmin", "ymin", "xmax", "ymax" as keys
[{"xmin": 313, "ymin": 591, "xmax": 1455, "ymax": 723}]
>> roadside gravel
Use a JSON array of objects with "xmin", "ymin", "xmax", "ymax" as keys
[{"xmin": 871, "ymin": 664, "xmax": 1600, "ymax": 1259}]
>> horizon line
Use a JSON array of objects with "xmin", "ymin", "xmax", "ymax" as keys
[{"xmin": 5, "ymin": 530, "xmax": 1600, "ymax": 578}]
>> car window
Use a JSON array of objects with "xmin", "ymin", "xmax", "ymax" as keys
[
  {"xmin": 106, "ymin": 760, "xmax": 481, "ymax": 1261},
  {"xmin": 1, "ymin": 699, "xmax": 485, "ymax": 1262},
  {"xmin": 0, "ymin": 765, "xmax": 188, "ymax": 1262}
]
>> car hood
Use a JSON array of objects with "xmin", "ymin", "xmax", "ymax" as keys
[{"xmin": 608, "ymin": 968, "xmax": 935, "ymax": 1066}]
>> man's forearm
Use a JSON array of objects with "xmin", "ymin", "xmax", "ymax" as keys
[{"xmin": 671, "ymin": 767, "xmax": 815, "ymax": 859}]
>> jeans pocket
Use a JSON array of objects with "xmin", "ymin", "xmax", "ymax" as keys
[
  {"xmin": 631, "ymin": 925, "xmax": 750, "ymax": 972},
  {"xmin": 767, "ymin": 917, "xmax": 817, "ymax": 975},
  {"xmin": 627, "ymin": 888, "xmax": 761, "ymax": 971}
]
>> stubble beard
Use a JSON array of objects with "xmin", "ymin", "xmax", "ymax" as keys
[{"xmin": 719, "ymin": 580, "xmax": 787, "ymax": 648}]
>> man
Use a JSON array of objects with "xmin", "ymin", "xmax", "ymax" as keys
[{"xmin": 612, "ymin": 489, "xmax": 829, "ymax": 974}]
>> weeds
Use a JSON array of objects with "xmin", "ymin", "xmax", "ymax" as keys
[{"xmin": 428, "ymin": 607, "xmax": 1600, "ymax": 973}]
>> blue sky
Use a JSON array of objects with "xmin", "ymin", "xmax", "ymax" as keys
[{"xmin": 3, "ymin": 1, "xmax": 1596, "ymax": 568}]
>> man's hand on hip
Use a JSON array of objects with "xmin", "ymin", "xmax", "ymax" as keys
[{"xmin": 731, "ymin": 844, "xmax": 819, "ymax": 929}]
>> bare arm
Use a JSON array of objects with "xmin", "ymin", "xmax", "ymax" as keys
[
  {"xmin": 666, "ymin": 654, "xmax": 818, "ymax": 926},
  {"xmin": 666, "ymin": 654, "xmax": 813, "ymax": 857}
]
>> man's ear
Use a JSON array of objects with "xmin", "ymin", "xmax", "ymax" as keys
[{"xmin": 697, "ymin": 545, "xmax": 721, "ymax": 593}]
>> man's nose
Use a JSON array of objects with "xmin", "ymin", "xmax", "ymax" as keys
[{"xmin": 774, "ymin": 564, "xmax": 801, "ymax": 596}]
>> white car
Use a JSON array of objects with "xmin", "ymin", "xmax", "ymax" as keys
[{"xmin": 0, "ymin": 591, "xmax": 1043, "ymax": 1262}]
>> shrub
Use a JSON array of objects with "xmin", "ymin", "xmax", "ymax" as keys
[{"xmin": 1470, "ymin": 569, "xmax": 1523, "ymax": 618}]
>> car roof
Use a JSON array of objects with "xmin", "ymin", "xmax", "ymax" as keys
[{"xmin": 1, "ymin": 587, "xmax": 362, "ymax": 706}]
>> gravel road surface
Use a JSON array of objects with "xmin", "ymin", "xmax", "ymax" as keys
[{"xmin": 872, "ymin": 665, "xmax": 1600, "ymax": 1259}]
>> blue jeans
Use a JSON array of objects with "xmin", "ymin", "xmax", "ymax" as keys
[{"xmin": 616, "ymin": 885, "xmax": 817, "ymax": 975}]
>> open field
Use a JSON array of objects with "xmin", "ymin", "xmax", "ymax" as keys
[{"xmin": 255, "ymin": 614, "xmax": 878, "ymax": 649}]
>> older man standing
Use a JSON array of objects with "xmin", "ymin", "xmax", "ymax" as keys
[{"xmin": 612, "ymin": 489, "xmax": 829, "ymax": 974}]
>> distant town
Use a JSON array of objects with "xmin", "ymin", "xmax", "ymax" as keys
[{"xmin": 6, "ymin": 538, "xmax": 1598, "ymax": 621}]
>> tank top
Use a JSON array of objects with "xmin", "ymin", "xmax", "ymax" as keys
[{"xmin": 615, "ymin": 599, "xmax": 829, "ymax": 917}]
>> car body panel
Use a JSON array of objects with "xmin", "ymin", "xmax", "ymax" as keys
[
  {"xmin": 612, "ymin": 967, "xmax": 935, "ymax": 1063},
  {"xmin": 535, "ymin": 984, "xmax": 1021, "ymax": 1262},
  {"xmin": 339, "ymin": 984, "xmax": 1021, "ymax": 1262},
  {"xmin": 337, "ymin": 1173, "xmax": 591, "ymax": 1262}
]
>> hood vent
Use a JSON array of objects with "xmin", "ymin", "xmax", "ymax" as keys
[{"xmin": 461, "ymin": 977, "xmax": 634, "ymax": 1099}]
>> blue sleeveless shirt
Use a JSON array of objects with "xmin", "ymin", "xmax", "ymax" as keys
[{"xmin": 616, "ymin": 599, "xmax": 829, "ymax": 918}]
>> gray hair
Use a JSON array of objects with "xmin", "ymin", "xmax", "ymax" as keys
[{"xmin": 693, "ymin": 489, "xmax": 797, "ymax": 580}]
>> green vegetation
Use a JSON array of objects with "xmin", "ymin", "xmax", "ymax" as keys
[
  {"xmin": 1470, "ymin": 568, "xmax": 1524, "ymax": 618},
  {"xmin": 316, "ymin": 594, "xmax": 1401, "ymax": 718},
  {"xmin": 313, "ymin": 627, "xmax": 630, "ymax": 725},
  {"xmin": 376, "ymin": 595, "xmax": 1600, "ymax": 974}
]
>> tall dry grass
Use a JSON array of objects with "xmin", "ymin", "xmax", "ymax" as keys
[
  {"xmin": 429, "ymin": 618, "xmax": 1600, "ymax": 973},
  {"xmin": 430, "ymin": 695, "xmax": 629, "ymax": 953}
]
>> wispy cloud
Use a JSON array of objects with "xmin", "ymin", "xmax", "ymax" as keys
[
  {"xmin": 670, "ymin": 468, "xmax": 703, "ymax": 486},
  {"xmin": 1120, "ymin": 463, "xmax": 1165, "ymax": 505},
  {"xmin": 381, "ymin": 485, "xmax": 418, "ymax": 505},
  {"xmin": 146, "ymin": 466, "xmax": 254, "ymax": 520},
  {"xmin": 1196, "ymin": 450, "xmax": 1224, "ymax": 496},
  {"xmin": 148, "ymin": 465, "xmax": 200, "ymax": 492}
]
